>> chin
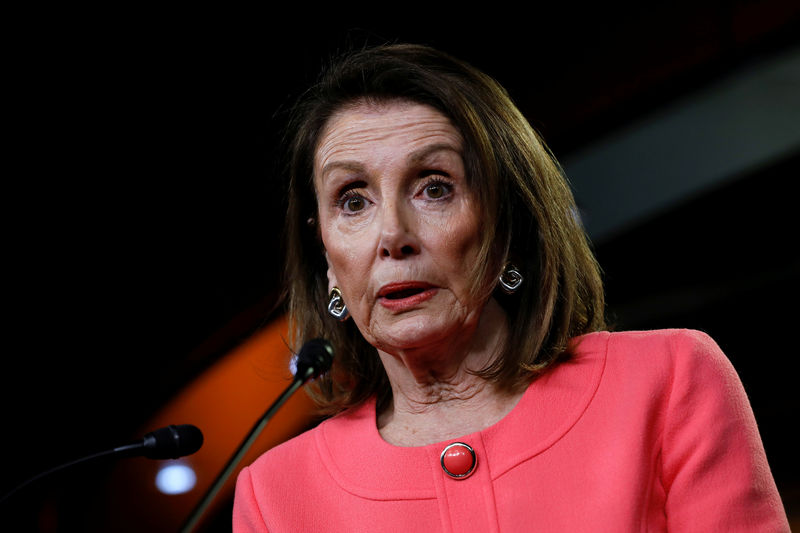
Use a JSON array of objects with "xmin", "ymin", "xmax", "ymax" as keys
[{"xmin": 369, "ymin": 314, "xmax": 466, "ymax": 352}]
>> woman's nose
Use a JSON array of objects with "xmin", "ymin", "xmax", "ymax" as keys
[{"xmin": 377, "ymin": 201, "xmax": 419, "ymax": 259}]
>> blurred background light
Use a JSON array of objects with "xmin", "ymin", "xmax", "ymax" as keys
[{"xmin": 155, "ymin": 462, "xmax": 197, "ymax": 495}]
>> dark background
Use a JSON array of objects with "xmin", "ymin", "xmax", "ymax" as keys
[{"xmin": 3, "ymin": 3, "xmax": 799, "ymax": 531}]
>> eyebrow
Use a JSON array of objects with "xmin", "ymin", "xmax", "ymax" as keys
[
  {"xmin": 319, "ymin": 160, "xmax": 365, "ymax": 179},
  {"xmin": 319, "ymin": 143, "xmax": 462, "ymax": 180},
  {"xmin": 407, "ymin": 143, "xmax": 462, "ymax": 164}
]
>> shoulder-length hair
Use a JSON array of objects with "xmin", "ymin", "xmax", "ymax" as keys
[{"xmin": 283, "ymin": 43, "xmax": 605, "ymax": 414}]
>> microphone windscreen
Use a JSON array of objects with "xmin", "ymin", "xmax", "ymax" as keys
[
  {"xmin": 294, "ymin": 338, "xmax": 334, "ymax": 380},
  {"xmin": 143, "ymin": 424, "xmax": 204, "ymax": 459}
]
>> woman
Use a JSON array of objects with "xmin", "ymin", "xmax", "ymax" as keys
[{"xmin": 234, "ymin": 44, "xmax": 789, "ymax": 532}]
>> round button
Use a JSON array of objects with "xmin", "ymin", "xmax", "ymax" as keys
[{"xmin": 440, "ymin": 442, "xmax": 477, "ymax": 479}]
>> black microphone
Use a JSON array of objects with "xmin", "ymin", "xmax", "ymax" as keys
[
  {"xmin": 1, "ymin": 423, "xmax": 204, "ymax": 505},
  {"xmin": 181, "ymin": 338, "xmax": 334, "ymax": 532},
  {"xmin": 293, "ymin": 337, "xmax": 335, "ymax": 382},
  {"xmin": 115, "ymin": 424, "xmax": 204, "ymax": 459}
]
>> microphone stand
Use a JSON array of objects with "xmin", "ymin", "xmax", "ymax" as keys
[
  {"xmin": 180, "ymin": 339, "xmax": 331, "ymax": 533},
  {"xmin": 0, "ymin": 426, "xmax": 201, "ymax": 507},
  {"xmin": 0, "ymin": 447, "xmax": 132, "ymax": 506}
]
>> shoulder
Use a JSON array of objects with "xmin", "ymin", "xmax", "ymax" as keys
[
  {"xmin": 615, "ymin": 329, "xmax": 734, "ymax": 380},
  {"xmin": 586, "ymin": 329, "xmax": 752, "ymax": 436},
  {"xmin": 239, "ymin": 400, "xmax": 373, "ymax": 486},
  {"xmin": 234, "ymin": 408, "xmax": 371, "ymax": 531},
  {"xmin": 237, "ymin": 421, "xmax": 323, "ymax": 504},
  {"xmin": 247, "ymin": 421, "xmax": 320, "ymax": 472},
  {"xmin": 234, "ymin": 426, "xmax": 323, "ymax": 532},
  {"xmin": 575, "ymin": 328, "xmax": 731, "ymax": 375},
  {"xmin": 569, "ymin": 328, "xmax": 742, "ymax": 415},
  {"xmin": 585, "ymin": 327, "xmax": 720, "ymax": 355}
]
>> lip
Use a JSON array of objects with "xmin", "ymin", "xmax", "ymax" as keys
[{"xmin": 377, "ymin": 281, "xmax": 438, "ymax": 311}]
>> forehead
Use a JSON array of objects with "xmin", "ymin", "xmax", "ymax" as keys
[{"xmin": 314, "ymin": 100, "xmax": 463, "ymax": 178}]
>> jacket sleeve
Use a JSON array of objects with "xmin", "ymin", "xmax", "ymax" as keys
[
  {"xmin": 660, "ymin": 330, "xmax": 789, "ymax": 532},
  {"xmin": 233, "ymin": 466, "xmax": 270, "ymax": 533}
]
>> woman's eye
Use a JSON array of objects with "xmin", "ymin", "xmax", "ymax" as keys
[
  {"xmin": 341, "ymin": 193, "xmax": 367, "ymax": 213},
  {"xmin": 423, "ymin": 180, "xmax": 451, "ymax": 200},
  {"xmin": 426, "ymin": 183, "xmax": 444, "ymax": 198}
]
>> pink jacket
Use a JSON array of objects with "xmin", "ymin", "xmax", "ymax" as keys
[{"xmin": 234, "ymin": 329, "xmax": 789, "ymax": 532}]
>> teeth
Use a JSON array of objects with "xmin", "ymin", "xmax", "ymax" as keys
[{"xmin": 386, "ymin": 288, "xmax": 424, "ymax": 300}]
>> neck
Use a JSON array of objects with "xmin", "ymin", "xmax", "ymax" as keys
[{"xmin": 376, "ymin": 299, "xmax": 523, "ymax": 446}]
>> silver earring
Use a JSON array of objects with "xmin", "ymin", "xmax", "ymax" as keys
[
  {"xmin": 327, "ymin": 287, "xmax": 349, "ymax": 321},
  {"xmin": 499, "ymin": 263, "xmax": 523, "ymax": 294}
]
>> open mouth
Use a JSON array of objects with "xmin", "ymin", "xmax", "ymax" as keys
[
  {"xmin": 378, "ymin": 282, "xmax": 438, "ymax": 310},
  {"xmin": 384, "ymin": 287, "xmax": 426, "ymax": 300}
]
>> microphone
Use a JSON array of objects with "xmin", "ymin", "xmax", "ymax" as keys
[
  {"xmin": 181, "ymin": 338, "xmax": 334, "ymax": 532},
  {"xmin": 292, "ymin": 337, "xmax": 335, "ymax": 382},
  {"xmin": 115, "ymin": 424, "xmax": 204, "ymax": 459},
  {"xmin": 1, "ymin": 423, "xmax": 204, "ymax": 505}
]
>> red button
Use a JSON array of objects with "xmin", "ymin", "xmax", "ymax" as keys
[{"xmin": 440, "ymin": 442, "xmax": 477, "ymax": 479}]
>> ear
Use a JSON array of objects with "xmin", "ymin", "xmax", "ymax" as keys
[{"xmin": 325, "ymin": 252, "xmax": 339, "ymax": 293}]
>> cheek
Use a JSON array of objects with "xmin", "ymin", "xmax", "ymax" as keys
[
  {"xmin": 338, "ymin": 249, "xmax": 367, "ymax": 277},
  {"xmin": 442, "ymin": 214, "xmax": 481, "ymax": 261},
  {"xmin": 323, "ymin": 234, "xmax": 370, "ymax": 291}
]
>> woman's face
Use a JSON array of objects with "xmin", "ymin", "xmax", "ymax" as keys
[{"xmin": 314, "ymin": 100, "xmax": 488, "ymax": 354}]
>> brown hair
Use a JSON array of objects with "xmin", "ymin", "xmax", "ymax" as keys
[{"xmin": 283, "ymin": 43, "xmax": 605, "ymax": 414}]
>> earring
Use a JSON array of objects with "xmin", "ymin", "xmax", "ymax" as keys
[
  {"xmin": 327, "ymin": 287, "xmax": 349, "ymax": 321},
  {"xmin": 499, "ymin": 263, "xmax": 523, "ymax": 294}
]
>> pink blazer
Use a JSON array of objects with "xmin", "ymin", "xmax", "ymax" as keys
[{"xmin": 234, "ymin": 329, "xmax": 789, "ymax": 532}]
